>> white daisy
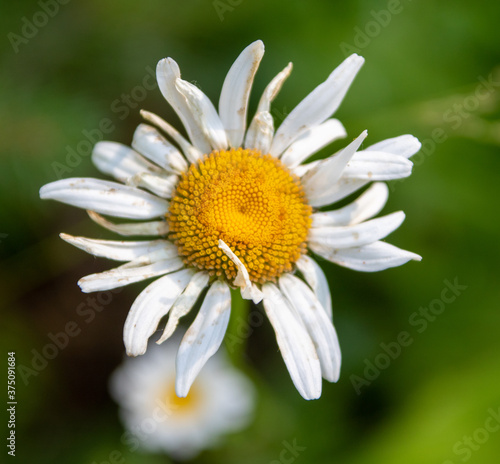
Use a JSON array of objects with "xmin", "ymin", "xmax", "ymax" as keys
[
  {"xmin": 110, "ymin": 340, "xmax": 255, "ymax": 460},
  {"xmin": 40, "ymin": 40, "xmax": 421, "ymax": 400}
]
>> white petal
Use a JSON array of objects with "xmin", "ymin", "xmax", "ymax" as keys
[
  {"xmin": 256, "ymin": 62, "xmax": 293, "ymax": 114},
  {"xmin": 344, "ymin": 152, "xmax": 413, "ymax": 180},
  {"xmin": 60, "ymin": 233, "xmax": 176, "ymax": 261},
  {"xmin": 176, "ymin": 281, "xmax": 231, "ymax": 397},
  {"xmin": 244, "ymin": 111, "xmax": 274, "ymax": 153},
  {"xmin": 156, "ymin": 58, "xmax": 212, "ymax": 153},
  {"xmin": 140, "ymin": 109, "xmax": 203, "ymax": 163},
  {"xmin": 309, "ymin": 240, "xmax": 422, "ymax": 272},
  {"xmin": 295, "ymin": 255, "xmax": 332, "ymax": 319},
  {"xmin": 292, "ymin": 160, "xmax": 319, "ymax": 177},
  {"xmin": 270, "ymin": 54, "xmax": 364, "ymax": 156},
  {"xmin": 126, "ymin": 171, "xmax": 178, "ymax": 199},
  {"xmin": 40, "ymin": 178, "xmax": 169, "ymax": 219},
  {"xmin": 157, "ymin": 271, "xmax": 210, "ymax": 344},
  {"xmin": 302, "ymin": 131, "xmax": 367, "ymax": 207},
  {"xmin": 366, "ymin": 134, "xmax": 421, "ymax": 159},
  {"xmin": 87, "ymin": 211, "xmax": 169, "ymax": 236},
  {"xmin": 119, "ymin": 248, "xmax": 177, "ymax": 267},
  {"xmin": 244, "ymin": 62, "xmax": 292, "ymax": 152},
  {"xmin": 132, "ymin": 124, "xmax": 187, "ymax": 173},
  {"xmin": 175, "ymin": 79, "xmax": 228, "ymax": 151},
  {"xmin": 218, "ymin": 239, "xmax": 263, "ymax": 304},
  {"xmin": 92, "ymin": 141, "xmax": 177, "ymax": 198},
  {"xmin": 219, "ymin": 40, "xmax": 265, "ymax": 148},
  {"xmin": 310, "ymin": 177, "xmax": 367, "ymax": 204},
  {"xmin": 309, "ymin": 211, "xmax": 405, "ymax": 249},
  {"xmin": 280, "ymin": 119, "xmax": 347, "ymax": 168},
  {"xmin": 311, "ymin": 182, "xmax": 389, "ymax": 227},
  {"xmin": 311, "ymin": 136, "xmax": 419, "ymax": 205},
  {"xmin": 279, "ymin": 274, "xmax": 341, "ymax": 382},
  {"xmin": 78, "ymin": 257, "xmax": 184, "ymax": 292},
  {"xmin": 262, "ymin": 283, "xmax": 321, "ymax": 400},
  {"xmin": 92, "ymin": 141, "xmax": 160, "ymax": 181},
  {"xmin": 123, "ymin": 269, "xmax": 194, "ymax": 356}
]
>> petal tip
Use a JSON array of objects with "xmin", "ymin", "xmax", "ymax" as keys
[
  {"xmin": 175, "ymin": 377, "xmax": 190, "ymax": 398},
  {"xmin": 39, "ymin": 184, "xmax": 51, "ymax": 199},
  {"xmin": 349, "ymin": 53, "xmax": 365, "ymax": 65},
  {"xmin": 252, "ymin": 39, "xmax": 265, "ymax": 53},
  {"xmin": 408, "ymin": 136, "xmax": 422, "ymax": 156},
  {"xmin": 59, "ymin": 232, "xmax": 73, "ymax": 242},
  {"xmin": 301, "ymin": 388, "xmax": 322, "ymax": 400},
  {"xmin": 77, "ymin": 279, "xmax": 92, "ymax": 293},
  {"xmin": 125, "ymin": 349, "xmax": 142, "ymax": 358},
  {"xmin": 394, "ymin": 210, "xmax": 406, "ymax": 222}
]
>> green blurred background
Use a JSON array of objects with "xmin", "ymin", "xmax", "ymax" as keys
[{"xmin": 1, "ymin": 0, "xmax": 500, "ymax": 463}]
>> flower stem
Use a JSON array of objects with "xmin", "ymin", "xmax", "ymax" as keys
[{"xmin": 226, "ymin": 289, "xmax": 251, "ymax": 368}]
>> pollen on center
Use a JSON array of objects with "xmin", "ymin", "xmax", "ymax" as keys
[{"xmin": 167, "ymin": 148, "xmax": 312, "ymax": 284}]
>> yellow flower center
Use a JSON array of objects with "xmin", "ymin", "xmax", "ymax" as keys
[
  {"xmin": 167, "ymin": 148, "xmax": 312, "ymax": 284},
  {"xmin": 161, "ymin": 381, "xmax": 200, "ymax": 415}
]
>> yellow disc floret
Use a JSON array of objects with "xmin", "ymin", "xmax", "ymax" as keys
[{"xmin": 168, "ymin": 148, "xmax": 312, "ymax": 284}]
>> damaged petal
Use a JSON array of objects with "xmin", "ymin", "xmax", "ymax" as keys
[{"xmin": 218, "ymin": 239, "xmax": 263, "ymax": 304}]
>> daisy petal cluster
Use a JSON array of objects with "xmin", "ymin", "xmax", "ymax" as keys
[
  {"xmin": 110, "ymin": 340, "xmax": 255, "ymax": 460},
  {"xmin": 40, "ymin": 40, "xmax": 421, "ymax": 400}
]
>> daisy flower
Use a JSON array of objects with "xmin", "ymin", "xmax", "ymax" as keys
[
  {"xmin": 110, "ymin": 339, "xmax": 255, "ymax": 460},
  {"xmin": 40, "ymin": 40, "xmax": 421, "ymax": 400}
]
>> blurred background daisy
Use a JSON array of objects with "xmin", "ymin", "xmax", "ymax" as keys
[
  {"xmin": 109, "ymin": 338, "xmax": 255, "ymax": 460},
  {"xmin": 1, "ymin": 0, "xmax": 500, "ymax": 463}
]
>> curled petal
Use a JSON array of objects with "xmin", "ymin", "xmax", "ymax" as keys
[{"xmin": 218, "ymin": 239, "xmax": 263, "ymax": 304}]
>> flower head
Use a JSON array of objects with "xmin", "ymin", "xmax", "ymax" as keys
[
  {"xmin": 110, "ymin": 339, "xmax": 255, "ymax": 460},
  {"xmin": 40, "ymin": 40, "xmax": 421, "ymax": 400}
]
